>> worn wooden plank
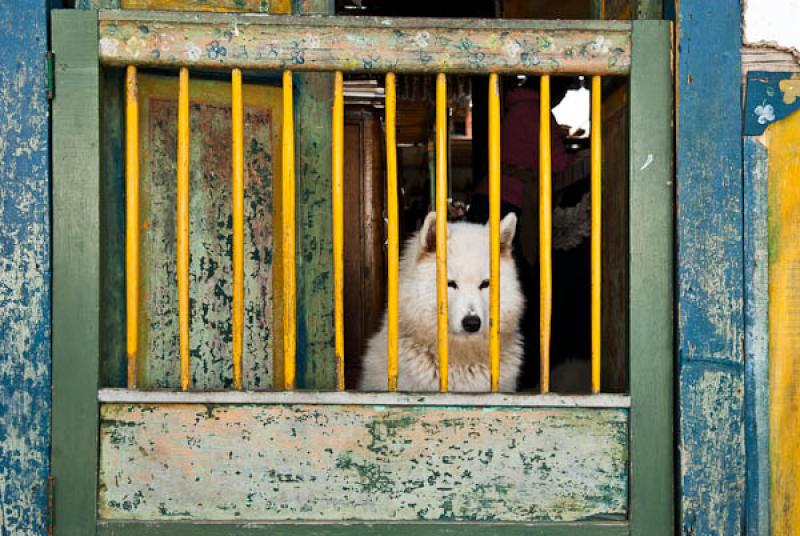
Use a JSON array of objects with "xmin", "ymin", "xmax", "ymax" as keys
[
  {"xmin": 97, "ymin": 388, "xmax": 632, "ymax": 407},
  {"xmin": 676, "ymin": 1, "xmax": 745, "ymax": 534},
  {"xmin": 0, "ymin": 1, "xmax": 52, "ymax": 534},
  {"xmin": 99, "ymin": 403, "xmax": 628, "ymax": 522},
  {"xmin": 97, "ymin": 521, "xmax": 629, "ymax": 536},
  {"xmin": 121, "ymin": 0, "xmax": 270, "ymax": 11},
  {"xmin": 628, "ymin": 21, "xmax": 673, "ymax": 535},
  {"xmin": 601, "ymin": 84, "xmax": 628, "ymax": 393},
  {"xmin": 97, "ymin": 11, "xmax": 632, "ymax": 75},
  {"xmin": 100, "ymin": 67, "xmax": 128, "ymax": 388},
  {"xmin": 743, "ymin": 135, "xmax": 770, "ymax": 536},
  {"xmin": 292, "ymin": 0, "xmax": 336, "ymax": 389},
  {"xmin": 97, "ymin": 521, "xmax": 630, "ymax": 536},
  {"xmin": 742, "ymin": 47, "xmax": 800, "ymax": 75},
  {"xmin": 51, "ymin": 9, "xmax": 101, "ymax": 536},
  {"xmin": 766, "ymin": 106, "xmax": 800, "ymax": 536},
  {"xmin": 133, "ymin": 74, "xmax": 281, "ymax": 390}
]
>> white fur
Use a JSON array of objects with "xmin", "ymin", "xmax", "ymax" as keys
[{"xmin": 359, "ymin": 212, "xmax": 524, "ymax": 392}]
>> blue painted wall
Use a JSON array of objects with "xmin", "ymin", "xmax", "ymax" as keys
[
  {"xmin": 677, "ymin": 0, "xmax": 745, "ymax": 534},
  {"xmin": 0, "ymin": 1, "xmax": 52, "ymax": 534}
]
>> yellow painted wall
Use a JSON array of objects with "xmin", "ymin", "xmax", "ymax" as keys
[{"xmin": 768, "ymin": 108, "xmax": 800, "ymax": 535}]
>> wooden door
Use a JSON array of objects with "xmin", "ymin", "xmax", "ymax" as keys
[{"xmin": 343, "ymin": 106, "xmax": 386, "ymax": 388}]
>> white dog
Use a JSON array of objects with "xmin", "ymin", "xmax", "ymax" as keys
[{"xmin": 358, "ymin": 212, "xmax": 524, "ymax": 392}]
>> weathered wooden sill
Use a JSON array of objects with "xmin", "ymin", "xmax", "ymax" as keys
[{"xmin": 98, "ymin": 388, "xmax": 631, "ymax": 408}]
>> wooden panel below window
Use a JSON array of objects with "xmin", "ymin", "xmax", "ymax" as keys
[{"xmin": 99, "ymin": 401, "xmax": 628, "ymax": 522}]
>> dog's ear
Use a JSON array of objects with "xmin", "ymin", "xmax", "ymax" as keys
[
  {"xmin": 500, "ymin": 213, "xmax": 517, "ymax": 253},
  {"xmin": 420, "ymin": 211, "xmax": 438, "ymax": 253}
]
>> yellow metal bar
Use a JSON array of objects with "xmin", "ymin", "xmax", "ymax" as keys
[
  {"xmin": 385, "ymin": 72, "xmax": 399, "ymax": 392},
  {"xmin": 125, "ymin": 65, "xmax": 139, "ymax": 389},
  {"xmin": 177, "ymin": 66, "xmax": 191, "ymax": 391},
  {"xmin": 488, "ymin": 72, "xmax": 501, "ymax": 393},
  {"xmin": 332, "ymin": 70, "xmax": 345, "ymax": 391},
  {"xmin": 539, "ymin": 74, "xmax": 552, "ymax": 394},
  {"xmin": 281, "ymin": 70, "xmax": 297, "ymax": 390},
  {"xmin": 231, "ymin": 68, "xmax": 244, "ymax": 390},
  {"xmin": 435, "ymin": 72, "xmax": 449, "ymax": 393},
  {"xmin": 591, "ymin": 75, "xmax": 602, "ymax": 394}
]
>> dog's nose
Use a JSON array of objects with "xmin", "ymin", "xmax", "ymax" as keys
[{"xmin": 462, "ymin": 315, "xmax": 481, "ymax": 333}]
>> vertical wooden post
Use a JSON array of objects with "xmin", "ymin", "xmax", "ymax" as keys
[
  {"xmin": 231, "ymin": 67, "xmax": 244, "ymax": 390},
  {"xmin": 281, "ymin": 70, "xmax": 297, "ymax": 390},
  {"xmin": 488, "ymin": 72, "xmax": 501, "ymax": 393},
  {"xmin": 125, "ymin": 65, "xmax": 140, "ymax": 389},
  {"xmin": 331, "ymin": 70, "xmax": 345, "ymax": 391},
  {"xmin": 292, "ymin": 0, "xmax": 336, "ymax": 389},
  {"xmin": 177, "ymin": 67, "xmax": 191, "ymax": 391},
  {"xmin": 591, "ymin": 75, "xmax": 602, "ymax": 394},
  {"xmin": 1, "ymin": 2, "xmax": 53, "ymax": 533},
  {"xmin": 385, "ymin": 72, "xmax": 399, "ymax": 392},
  {"xmin": 539, "ymin": 74, "xmax": 552, "ymax": 394},
  {"xmin": 630, "ymin": 20, "xmax": 674, "ymax": 536},
  {"xmin": 676, "ymin": 0, "xmax": 745, "ymax": 532},
  {"xmin": 435, "ymin": 73, "xmax": 449, "ymax": 393},
  {"xmin": 51, "ymin": 9, "xmax": 101, "ymax": 535}
]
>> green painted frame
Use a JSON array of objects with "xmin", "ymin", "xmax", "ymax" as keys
[
  {"xmin": 50, "ymin": 10, "xmax": 672, "ymax": 535},
  {"xmin": 51, "ymin": 9, "xmax": 102, "ymax": 536}
]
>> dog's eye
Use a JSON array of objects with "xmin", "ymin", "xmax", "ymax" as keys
[
  {"xmin": 447, "ymin": 280, "xmax": 458, "ymax": 289},
  {"xmin": 479, "ymin": 279, "xmax": 490, "ymax": 290}
]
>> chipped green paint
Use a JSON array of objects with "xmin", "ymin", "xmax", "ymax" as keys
[
  {"xmin": 97, "ymin": 12, "xmax": 632, "ymax": 75},
  {"xmin": 99, "ymin": 403, "xmax": 628, "ymax": 522},
  {"xmin": 136, "ymin": 74, "xmax": 281, "ymax": 389},
  {"xmin": 293, "ymin": 0, "xmax": 335, "ymax": 389},
  {"xmin": 294, "ymin": 70, "xmax": 335, "ymax": 388}
]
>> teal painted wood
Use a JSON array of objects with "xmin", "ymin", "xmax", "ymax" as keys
[
  {"xmin": 97, "ymin": 521, "xmax": 629, "ymax": 535},
  {"xmin": 628, "ymin": 21, "xmax": 673, "ymax": 536},
  {"xmin": 0, "ymin": 1, "xmax": 52, "ymax": 534},
  {"xmin": 98, "ymin": 403, "xmax": 628, "ymax": 522},
  {"xmin": 100, "ymin": 67, "xmax": 127, "ymax": 387},
  {"xmin": 676, "ymin": 0, "xmax": 745, "ymax": 534},
  {"xmin": 744, "ymin": 135, "xmax": 770, "ymax": 536},
  {"xmin": 51, "ymin": 9, "xmax": 101, "ymax": 536},
  {"xmin": 744, "ymin": 71, "xmax": 800, "ymax": 136}
]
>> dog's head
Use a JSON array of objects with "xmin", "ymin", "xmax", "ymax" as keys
[{"xmin": 400, "ymin": 212, "xmax": 523, "ymax": 340}]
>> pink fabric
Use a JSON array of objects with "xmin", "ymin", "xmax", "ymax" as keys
[{"xmin": 474, "ymin": 87, "xmax": 572, "ymax": 208}]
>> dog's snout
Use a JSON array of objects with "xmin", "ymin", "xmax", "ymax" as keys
[{"xmin": 462, "ymin": 315, "xmax": 481, "ymax": 333}]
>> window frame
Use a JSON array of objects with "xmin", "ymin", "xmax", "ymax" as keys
[{"xmin": 51, "ymin": 9, "xmax": 673, "ymax": 535}]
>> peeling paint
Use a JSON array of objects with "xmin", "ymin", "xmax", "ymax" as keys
[
  {"xmin": 678, "ymin": 0, "xmax": 746, "ymax": 533},
  {"xmin": 744, "ymin": 135, "xmax": 770, "ymax": 536},
  {"xmin": 135, "ymin": 74, "xmax": 281, "ymax": 390},
  {"xmin": 99, "ymin": 403, "xmax": 628, "ymax": 522},
  {"xmin": 97, "ymin": 14, "xmax": 633, "ymax": 75},
  {"xmin": 0, "ymin": 2, "xmax": 51, "ymax": 534}
]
